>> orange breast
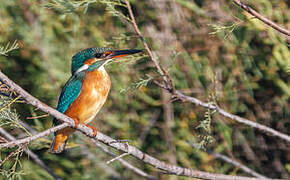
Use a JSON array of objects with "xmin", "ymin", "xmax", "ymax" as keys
[{"xmin": 64, "ymin": 67, "xmax": 111, "ymax": 124}]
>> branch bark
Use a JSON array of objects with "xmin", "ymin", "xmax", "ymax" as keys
[
  {"xmin": 0, "ymin": 70, "xmax": 261, "ymax": 180},
  {"xmin": 124, "ymin": 0, "xmax": 173, "ymax": 90},
  {"xmin": 174, "ymin": 90, "xmax": 290, "ymax": 142},
  {"xmin": 0, "ymin": 127, "xmax": 62, "ymax": 180},
  {"xmin": 190, "ymin": 143, "xmax": 269, "ymax": 179},
  {"xmin": 232, "ymin": 0, "xmax": 290, "ymax": 36},
  {"xmin": 92, "ymin": 140, "xmax": 156, "ymax": 180}
]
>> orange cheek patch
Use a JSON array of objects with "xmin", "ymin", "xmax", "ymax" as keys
[
  {"xmin": 84, "ymin": 58, "xmax": 97, "ymax": 65},
  {"xmin": 104, "ymin": 51, "xmax": 112, "ymax": 56}
]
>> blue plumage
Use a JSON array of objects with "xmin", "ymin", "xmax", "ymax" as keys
[
  {"xmin": 56, "ymin": 76, "xmax": 83, "ymax": 113},
  {"xmin": 53, "ymin": 72, "xmax": 85, "ymax": 126}
]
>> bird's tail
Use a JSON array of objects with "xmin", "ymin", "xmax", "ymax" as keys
[{"xmin": 50, "ymin": 127, "xmax": 74, "ymax": 153}]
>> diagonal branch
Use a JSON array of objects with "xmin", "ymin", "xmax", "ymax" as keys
[
  {"xmin": 154, "ymin": 82, "xmax": 290, "ymax": 143},
  {"xmin": 0, "ymin": 127, "xmax": 62, "ymax": 180},
  {"xmin": 124, "ymin": 0, "xmax": 174, "ymax": 90},
  {"xmin": 175, "ymin": 90, "xmax": 290, "ymax": 142},
  {"xmin": 232, "ymin": 0, "xmax": 290, "ymax": 36},
  {"xmin": 0, "ymin": 123, "xmax": 69, "ymax": 148},
  {"xmin": 16, "ymin": 119, "xmax": 154, "ymax": 180},
  {"xmin": 92, "ymin": 139, "xmax": 156, "ymax": 180},
  {"xmin": 124, "ymin": 0, "xmax": 290, "ymax": 143},
  {"xmin": 190, "ymin": 143, "xmax": 269, "ymax": 179},
  {"xmin": 0, "ymin": 71, "xmax": 261, "ymax": 179}
]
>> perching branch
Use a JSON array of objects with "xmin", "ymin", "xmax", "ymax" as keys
[
  {"xmin": 232, "ymin": 0, "xmax": 290, "ymax": 36},
  {"xmin": 123, "ymin": 0, "xmax": 290, "ymax": 143},
  {"xmin": 0, "ymin": 127, "xmax": 62, "ymax": 180},
  {"xmin": 12, "ymin": 118, "xmax": 153, "ymax": 180},
  {"xmin": 0, "ymin": 71, "xmax": 260, "ymax": 180}
]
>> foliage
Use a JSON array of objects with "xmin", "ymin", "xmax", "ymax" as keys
[{"xmin": 0, "ymin": 41, "xmax": 19, "ymax": 56}]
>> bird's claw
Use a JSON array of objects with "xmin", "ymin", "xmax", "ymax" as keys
[
  {"xmin": 73, "ymin": 118, "xmax": 79, "ymax": 128},
  {"xmin": 85, "ymin": 124, "xmax": 97, "ymax": 137}
]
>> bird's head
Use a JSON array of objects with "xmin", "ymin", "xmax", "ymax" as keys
[{"xmin": 71, "ymin": 47, "xmax": 142, "ymax": 74}]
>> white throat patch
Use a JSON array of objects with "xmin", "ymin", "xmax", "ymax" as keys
[{"xmin": 75, "ymin": 64, "xmax": 89, "ymax": 74}]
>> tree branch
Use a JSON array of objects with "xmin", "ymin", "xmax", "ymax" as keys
[
  {"xmin": 190, "ymin": 143, "xmax": 269, "ymax": 179},
  {"xmin": 11, "ymin": 118, "xmax": 153, "ymax": 180},
  {"xmin": 0, "ymin": 123, "xmax": 69, "ymax": 148},
  {"xmin": 232, "ymin": 0, "xmax": 290, "ymax": 36},
  {"xmin": 0, "ymin": 71, "xmax": 261, "ymax": 179},
  {"xmin": 92, "ymin": 139, "xmax": 156, "ymax": 180},
  {"xmin": 124, "ymin": 0, "xmax": 174, "ymax": 90},
  {"xmin": 154, "ymin": 82, "xmax": 290, "ymax": 143},
  {"xmin": 123, "ymin": 0, "xmax": 290, "ymax": 143},
  {"xmin": 175, "ymin": 91, "xmax": 290, "ymax": 142},
  {"xmin": 0, "ymin": 127, "xmax": 62, "ymax": 180}
]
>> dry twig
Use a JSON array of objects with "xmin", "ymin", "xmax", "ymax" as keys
[
  {"xmin": 0, "ymin": 143, "xmax": 24, "ymax": 167},
  {"xmin": 190, "ymin": 143, "xmax": 269, "ymax": 179},
  {"xmin": 26, "ymin": 113, "xmax": 49, "ymax": 119},
  {"xmin": 154, "ymin": 82, "xmax": 290, "ymax": 143},
  {"xmin": 0, "ymin": 127, "xmax": 62, "ymax": 180},
  {"xmin": 106, "ymin": 152, "xmax": 130, "ymax": 164},
  {"xmin": 232, "ymin": 0, "xmax": 290, "ymax": 36},
  {"xmin": 124, "ymin": 0, "xmax": 174, "ymax": 90},
  {"xmin": 92, "ymin": 140, "xmax": 156, "ymax": 180}
]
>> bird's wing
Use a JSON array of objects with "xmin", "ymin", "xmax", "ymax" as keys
[{"xmin": 53, "ymin": 72, "xmax": 86, "ymax": 126}]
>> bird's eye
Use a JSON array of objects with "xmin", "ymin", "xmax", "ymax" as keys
[{"xmin": 95, "ymin": 53, "xmax": 102, "ymax": 58}]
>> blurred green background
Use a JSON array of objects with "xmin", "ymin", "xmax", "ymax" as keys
[{"xmin": 0, "ymin": 0, "xmax": 289, "ymax": 179}]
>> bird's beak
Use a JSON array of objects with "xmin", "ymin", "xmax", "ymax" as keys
[{"xmin": 107, "ymin": 49, "xmax": 143, "ymax": 60}]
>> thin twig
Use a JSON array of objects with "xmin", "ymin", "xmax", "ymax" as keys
[
  {"xmin": 0, "ymin": 123, "xmax": 69, "ymax": 148},
  {"xmin": 0, "ymin": 143, "xmax": 24, "ymax": 167},
  {"xmin": 139, "ymin": 110, "xmax": 160, "ymax": 144},
  {"xmin": 0, "ymin": 127, "xmax": 62, "ymax": 180},
  {"xmin": 92, "ymin": 140, "xmax": 156, "ymax": 180},
  {"xmin": 232, "ymin": 0, "xmax": 290, "ymax": 36},
  {"xmin": 175, "ymin": 90, "xmax": 290, "ymax": 142},
  {"xmin": 26, "ymin": 113, "xmax": 49, "ymax": 119},
  {"xmin": 0, "ymin": 95, "xmax": 21, "ymax": 113},
  {"xmin": 154, "ymin": 81, "xmax": 290, "ymax": 143},
  {"xmin": 106, "ymin": 152, "xmax": 130, "ymax": 164},
  {"xmin": 124, "ymin": 0, "xmax": 173, "ymax": 90},
  {"xmin": 190, "ymin": 143, "xmax": 269, "ymax": 179},
  {"xmin": 0, "ymin": 70, "xmax": 260, "ymax": 179}
]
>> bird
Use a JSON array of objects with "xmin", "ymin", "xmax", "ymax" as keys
[{"xmin": 50, "ymin": 47, "xmax": 142, "ymax": 153}]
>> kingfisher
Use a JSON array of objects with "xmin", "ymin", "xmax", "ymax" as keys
[{"xmin": 50, "ymin": 47, "xmax": 142, "ymax": 153}]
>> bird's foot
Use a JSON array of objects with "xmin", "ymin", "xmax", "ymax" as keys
[
  {"xmin": 85, "ymin": 124, "xmax": 97, "ymax": 137},
  {"xmin": 73, "ymin": 118, "xmax": 79, "ymax": 128}
]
